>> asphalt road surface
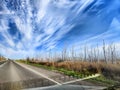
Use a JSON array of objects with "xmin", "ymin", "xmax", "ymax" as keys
[
  {"xmin": 0, "ymin": 60, "xmax": 55, "ymax": 90},
  {"xmin": 0, "ymin": 60, "xmax": 106, "ymax": 90}
]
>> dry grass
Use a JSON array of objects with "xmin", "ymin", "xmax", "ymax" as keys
[
  {"xmin": 26, "ymin": 59, "xmax": 120, "ymax": 82},
  {"xmin": 0, "ymin": 56, "xmax": 6, "ymax": 61},
  {"xmin": 19, "ymin": 42, "xmax": 120, "ymax": 82}
]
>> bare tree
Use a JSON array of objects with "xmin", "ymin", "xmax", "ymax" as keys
[
  {"xmin": 62, "ymin": 46, "xmax": 67, "ymax": 61},
  {"xmin": 84, "ymin": 44, "xmax": 87, "ymax": 61},
  {"xmin": 103, "ymin": 40, "xmax": 107, "ymax": 63},
  {"xmin": 96, "ymin": 44, "xmax": 100, "ymax": 63},
  {"xmin": 71, "ymin": 45, "xmax": 75, "ymax": 60}
]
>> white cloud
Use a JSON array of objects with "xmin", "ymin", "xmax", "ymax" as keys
[{"xmin": 0, "ymin": 0, "xmax": 120, "ymax": 59}]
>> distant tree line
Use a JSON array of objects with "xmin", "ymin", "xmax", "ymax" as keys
[{"xmin": 26, "ymin": 41, "xmax": 120, "ymax": 64}]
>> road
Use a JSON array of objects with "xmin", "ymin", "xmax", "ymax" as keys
[
  {"xmin": 0, "ymin": 60, "xmax": 106, "ymax": 90},
  {"xmin": 0, "ymin": 60, "xmax": 55, "ymax": 90}
]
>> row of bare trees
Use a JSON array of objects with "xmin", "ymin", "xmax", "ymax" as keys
[{"xmin": 30, "ymin": 41, "xmax": 119, "ymax": 64}]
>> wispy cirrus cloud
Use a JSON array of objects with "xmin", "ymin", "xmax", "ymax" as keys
[{"xmin": 0, "ymin": 0, "xmax": 120, "ymax": 59}]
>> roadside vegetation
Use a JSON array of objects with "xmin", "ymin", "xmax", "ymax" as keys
[
  {"xmin": 0, "ymin": 55, "xmax": 7, "ymax": 65},
  {"xmin": 0, "ymin": 55, "xmax": 7, "ymax": 61},
  {"xmin": 18, "ymin": 60, "xmax": 119, "ymax": 86},
  {"xmin": 17, "ymin": 41, "xmax": 120, "ymax": 89}
]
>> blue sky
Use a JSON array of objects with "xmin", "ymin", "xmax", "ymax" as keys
[{"xmin": 0, "ymin": 0, "xmax": 120, "ymax": 59}]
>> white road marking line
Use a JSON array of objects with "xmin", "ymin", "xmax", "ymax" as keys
[
  {"xmin": 16, "ymin": 62, "xmax": 62, "ymax": 85},
  {"xmin": 62, "ymin": 74, "xmax": 100, "ymax": 85},
  {"xmin": 15, "ymin": 62, "xmax": 100, "ymax": 86}
]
